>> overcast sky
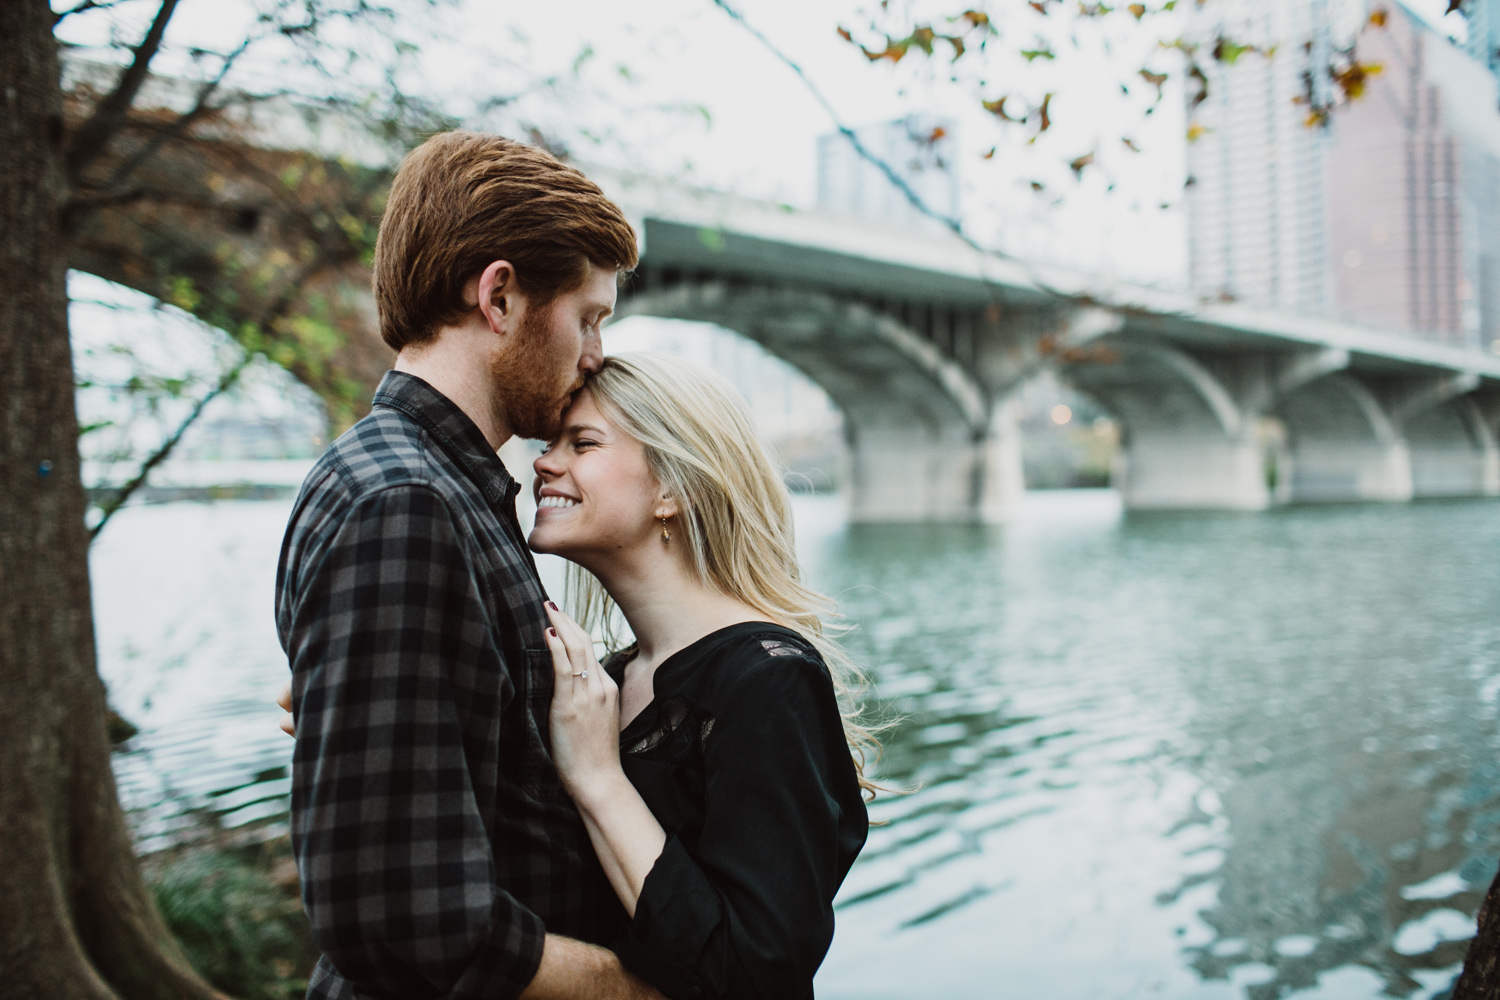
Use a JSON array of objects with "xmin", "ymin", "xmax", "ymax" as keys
[{"xmin": 58, "ymin": 0, "xmax": 1473, "ymax": 289}]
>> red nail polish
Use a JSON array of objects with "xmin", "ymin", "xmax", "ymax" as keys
[
  {"xmin": 546, "ymin": 601, "xmax": 558, "ymax": 611},
  {"xmin": 547, "ymin": 627, "xmax": 557, "ymax": 638}
]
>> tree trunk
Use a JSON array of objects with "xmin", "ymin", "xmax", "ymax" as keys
[
  {"xmin": 0, "ymin": 4, "xmax": 226, "ymax": 998},
  {"xmin": 1455, "ymin": 865, "xmax": 1500, "ymax": 999}
]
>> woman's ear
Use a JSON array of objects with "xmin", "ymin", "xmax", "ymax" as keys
[{"xmin": 654, "ymin": 493, "xmax": 680, "ymax": 521}]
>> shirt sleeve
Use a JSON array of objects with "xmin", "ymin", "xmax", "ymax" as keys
[
  {"xmin": 613, "ymin": 651, "xmax": 867, "ymax": 1000},
  {"xmin": 284, "ymin": 484, "xmax": 545, "ymax": 1000}
]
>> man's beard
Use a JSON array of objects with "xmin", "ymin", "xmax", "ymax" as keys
[{"xmin": 493, "ymin": 303, "xmax": 583, "ymax": 441}]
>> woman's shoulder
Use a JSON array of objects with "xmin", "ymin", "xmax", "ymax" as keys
[{"xmin": 687, "ymin": 622, "xmax": 834, "ymax": 703}]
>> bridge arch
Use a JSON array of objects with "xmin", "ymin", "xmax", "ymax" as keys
[
  {"xmin": 615, "ymin": 281, "xmax": 1017, "ymax": 521},
  {"xmin": 1058, "ymin": 338, "xmax": 1269, "ymax": 510},
  {"xmin": 616, "ymin": 283, "xmax": 988, "ymax": 434}
]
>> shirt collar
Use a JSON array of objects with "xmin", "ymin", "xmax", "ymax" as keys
[{"xmin": 371, "ymin": 370, "xmax": 521, "ymax": 508}]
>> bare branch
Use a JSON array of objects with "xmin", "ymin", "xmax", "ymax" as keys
[
  {"xmin": 100, "ymin": 35, "xmax": 256, "ymax": 194},
  {"xmin": 65, "ymin": 0, "xmax": 181, "ymax": 185},
  {"xmin": 65, "ymin": 187, "xmax": 147, "ymax": 214},
  {"xmin": 52, "ymin": 0, "xmax": 126, "ymax": 26},
  {"xmin": 88, "ymin": 350, "xmax": 252, "ymax": 540},
  {"xmin": 708, "ymin": 0, "xmax": 968, "ymax": 239},
  {"xmin": 87, "ymin": 246, "xmax": 344, "ymax": 542}
]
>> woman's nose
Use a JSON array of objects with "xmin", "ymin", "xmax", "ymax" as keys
[{"xmin": 533, "ymin": 449, "xmax": 563, "ymax": 478}]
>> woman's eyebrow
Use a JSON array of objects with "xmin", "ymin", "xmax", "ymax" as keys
[{"xmin": 565, "ymin": 423, "xmax": 607, "ymax": 437}]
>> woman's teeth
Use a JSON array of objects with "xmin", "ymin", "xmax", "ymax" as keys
[{"xmin": 538, "ymin": 496, "xmax": 578, "ymax": 509}]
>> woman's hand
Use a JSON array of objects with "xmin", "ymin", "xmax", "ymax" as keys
[
  {"xmin": 545, "ymin": 603, "xmax": 624, "ymax": 807},
  {"xmin": 276, "ymin": 683, "xmax": 295, "ymax": 737},
  {"xmin": 544, "ymin": 604, "xmax": 665, "ymax": 917}
]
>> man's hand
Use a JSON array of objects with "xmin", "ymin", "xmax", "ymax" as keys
[
  {"xmin": 276, "ymin": 683, "xmax": 295, "ymax": 737},
  {"xmin": 519, "ymin": 935, "xmax": 664, "ymax": 1000}
]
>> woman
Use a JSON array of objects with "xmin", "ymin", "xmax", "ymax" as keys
[{"xmin": 530, "ymin": 352, "xmax": 874, "ymax": 1000}]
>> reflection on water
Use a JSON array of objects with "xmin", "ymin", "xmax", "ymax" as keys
[{"xmin": 94, "ymin": 492, "xmax": 1500, "ymax": 998}]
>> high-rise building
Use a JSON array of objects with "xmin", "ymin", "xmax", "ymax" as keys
[{"xmin": 1186, "ymin": 0, "xmax": 1500, "ymax": 352}]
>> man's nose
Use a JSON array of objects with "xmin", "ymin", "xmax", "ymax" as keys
[{"xmin": 579, "ymin": 329, "xmax": 604, "ymax": 375}]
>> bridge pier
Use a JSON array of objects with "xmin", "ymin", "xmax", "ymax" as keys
[
  {"xmin": 1114, "ymin": 433, "xmax": 1270, "ymax": 510},
  {"xmin": 1284, "ymin": 440, "xmax": 1415, "ymax": 502},
  {"xmin": 845, "ymin": 401, "xmax": 1023, "ymax": 523}
]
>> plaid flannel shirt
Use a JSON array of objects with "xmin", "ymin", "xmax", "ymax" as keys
[{"xmin": 276, "ymin": 371, "xmax": 621, "ymax": 1000}]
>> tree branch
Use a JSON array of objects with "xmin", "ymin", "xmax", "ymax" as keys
[
  {"xmin": 707, "ymin": 0, "xmax": 969, "ymax": 241},
  {"xmin": 88, "ymin": 349, "xmax": 252, "ymax": 540},
  {"xmin": 53, "ymin": 0, "xmax": 126, "ymax": 26},
  {"xmin": 100, "ymin": 35, "xmax": 256, "ymax": 195},
  {"xmin": 65, "ymin": 0, "xmax": 181, "ymax": 185},
  {"xmin": 706, "ymin": 0, "xmax": 1081, "ymax": 309},
  {"xmin": 87, "ymin": 249, "xmax": 341, "ymax": 542}
]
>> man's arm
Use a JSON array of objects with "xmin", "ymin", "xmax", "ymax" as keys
[
  {"xmin": 521, "ymin": 936, "xmax": 664, "ymax": 1000},
  {"xmin": 285, "ymin": 484, "xmax": 543, "ymax": 1000}
]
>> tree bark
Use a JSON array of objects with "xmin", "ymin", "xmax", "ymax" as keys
[
  {"xmin": 1454, "ymin": 865, "xmax": 1500, "ymax": 1000},
  {"xmin": 0, "ymin": 3, "xmax": 227, "ymax": 997}
]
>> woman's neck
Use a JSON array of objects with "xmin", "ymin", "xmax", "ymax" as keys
[{"xmin": 595, "ymin": 554, "xmax": 763, "ymax": 669}]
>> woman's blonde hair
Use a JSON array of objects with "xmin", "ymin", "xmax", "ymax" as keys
[{"xmin": 566, "ymin": 352, "xmax": 882, "ymax": 797}]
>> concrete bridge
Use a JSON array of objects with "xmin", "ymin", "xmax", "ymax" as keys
[
  {"xmin": 68, "ymin": 75, "xmax": 1500, "ymax": 523},
  {"xmin": 596, "ymin": 168, "xmax": 1500, "ymax": 522}
]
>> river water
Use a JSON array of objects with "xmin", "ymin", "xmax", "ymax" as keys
[{"xmin": 93, "ymin": 491, "xmax": 1500, "ymax": 1000}]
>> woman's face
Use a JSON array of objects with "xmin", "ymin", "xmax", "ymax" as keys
[{"xmin": 529, "ymin": 388, "xmax": 667, "ymax": 568}]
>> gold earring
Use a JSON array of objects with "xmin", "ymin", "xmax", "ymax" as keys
[{"xmin": 661, "ymin": 517, "xmax": 671, "ymax": 543}]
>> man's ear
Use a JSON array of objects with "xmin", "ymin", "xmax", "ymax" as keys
[{"xmin": 475, "ymin": 260, "xmax": 518, "ymax": 338}]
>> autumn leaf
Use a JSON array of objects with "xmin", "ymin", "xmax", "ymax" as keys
[
  {"xmin": 1188, "ymin": 63, "xmax": 1209, "ymax": 108},
  {"xmin": 861, "ymin": 36, "xmax": 909, "ymax": 63},
  {"xmin": 1368, "ymin": 7, "xmax": 1389, "ymax": 26},
  {"xmin": 837, "ymin": 26, "xmax": 853, "ymax": 42},
  {"xmin": 1078, "ymin": 3, "xmax": 1115, "ymax": 16},
  {"xmin": 1139, "ymin": 68, "xmax": 1168, "ymax": 96},
  {"xmin": 1213, "ymin": 35, "xmax": 1257, "ymax": 64},
  {"xmin": 927, "ymin": 125, "xmax": 948, "ymax": 143},
  {"xmin": 1069, "ymin": 152, "xmax": 1094, "ymax": 178},
  {"xmin": 1186, "ymin": 122, "xmax": 1211, "ymax": 141},
  {"xmin": 981, "ymin": 95, "xmax": 1020, "ymax": 120},
  {"xmin": 1332, "ymin": 60, "xmax": 1383, "ymax": 100},
  {"xmin": 1028, "ymin": 1, "xmax": 1053, "ymax": 13},
  {"xmin": 1037, "ymin": 92, "xmax": 1053, "ymax": 132},
  {"xmin": 1129, "ymin": 3, "xmax": 1146, "ymax": 17},
  {"xmin": 960, "ymin": 9, "xmax": 990, "ymax": 28},
  {"xmin": 983, "ymin": 146, "xmax": 997, "ymax": 159},
  {"xmin": 1122, "ymin": 137, "xmax": 1141, "ymax": 151},
  {"xmin": 1030, "ymin": 180, "xmax": 1046, "ymax": 191},
  {"xmin": 948, "ymin": 35, "xmax": 966, "ymax": 59},
  {"xmin": 1021, "ymin": 42, "xmax": 1056, "ymax": 61}
]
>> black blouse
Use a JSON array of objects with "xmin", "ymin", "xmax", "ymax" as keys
[{"xmin": 602, "ymin": 622, "xmax": 868, "ymax": 1000}]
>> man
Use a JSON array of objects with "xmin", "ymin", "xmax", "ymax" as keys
[{"xmin": 275, "ymin": 130, "xmax": 660, "ymax": 1000}]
